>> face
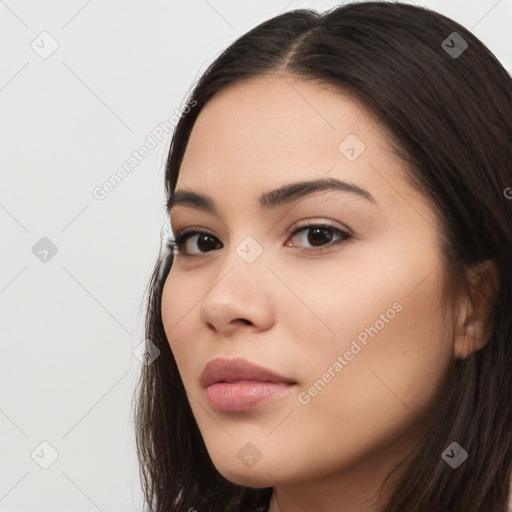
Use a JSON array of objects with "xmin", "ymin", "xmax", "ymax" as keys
[{"xmin": 161, "ymin": 75, "xmax": 457, "ymax": 492}]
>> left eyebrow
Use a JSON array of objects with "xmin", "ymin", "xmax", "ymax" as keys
[{"xmin": 166, "ymin": 177, "xmax": 378, "ymax": 215}]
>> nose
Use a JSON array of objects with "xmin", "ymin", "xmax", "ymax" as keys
[{"xmin": 198, "ymin": 240, "xmax": 276, "ymax": 335}]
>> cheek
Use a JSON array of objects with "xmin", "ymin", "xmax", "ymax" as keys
[
  {"xmin": 289, "ymin": 255, "xmax": 453, "ymax": 396},
  {"xmin": 281, "ymin": 232, "xmax": 452, "ymax": 381},
  {"xmin": 160, "ymin": 269, "xmax": 204, "ymax": 379},
  {"xmin": 267, "ymin": 256, "xmax": 454, "ymax": 464}
]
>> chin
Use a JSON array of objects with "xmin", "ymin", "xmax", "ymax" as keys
[{"xmin": 214, "ymin": 461, "xmax": 276, "ymax": 489}]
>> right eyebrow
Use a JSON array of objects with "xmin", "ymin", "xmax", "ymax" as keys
[{"xmin": 166, "ymin": 177, "xmax": 378, "ymax": 215}]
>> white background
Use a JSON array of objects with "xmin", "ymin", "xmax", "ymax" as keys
[{"xmin": 1, "ymin": 1, "xmax": 511, "ymax": 510}]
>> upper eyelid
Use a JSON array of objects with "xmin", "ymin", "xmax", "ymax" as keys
[
  {"xmin": 171, "ymin": 215, "xmax": 353, "ymax": 234},
  {"xmin": 172, "ymin": 221, "xmax": 351, "ymax": 238}
]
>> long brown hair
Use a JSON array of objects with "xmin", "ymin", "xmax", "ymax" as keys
[{"xmin": 134, "ymin": 2, "xmax": 512, "ymax": 511}]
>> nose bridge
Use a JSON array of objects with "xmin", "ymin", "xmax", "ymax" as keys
[{"xmin": 214, "ymin": 231, "xmax": 268, "ymax": 290}]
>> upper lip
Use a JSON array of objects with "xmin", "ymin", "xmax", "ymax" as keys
[{"xmin": 200, "ymin": 357, "xmax": 296, "ymax": 387}]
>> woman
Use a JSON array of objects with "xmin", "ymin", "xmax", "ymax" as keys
[{"xmin": 134, "ymin": 2, "xmax": 512, "ymax": 511}]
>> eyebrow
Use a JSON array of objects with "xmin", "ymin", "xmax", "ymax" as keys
[{"xmin": 166, "ymin": 177, "xmax": 377, "ymax": 215}]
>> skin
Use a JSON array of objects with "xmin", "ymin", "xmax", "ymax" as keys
[{"xmin": 161, "ymin": 74, "xmax": 492, "ymax": 512}]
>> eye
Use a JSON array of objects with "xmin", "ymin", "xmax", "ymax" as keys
[
  {"xmin": 166, "ymin": 223, "xmax": 352, "ymax": 257},
  {"xmin": 286, "ymin": 223, "xmax": 352, "ymax": 253},
  {"xmin": 166, "ymin": 230, "xmax": 221, "ymax": 257}
]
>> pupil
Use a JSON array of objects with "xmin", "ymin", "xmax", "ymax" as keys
[
  {"xmin": 198, "ymin": 234, "xmax": 217, "ymax": 251},
  {"xmin": 308, "ymin": 228, "xmax": 332, "ymax": 246}
]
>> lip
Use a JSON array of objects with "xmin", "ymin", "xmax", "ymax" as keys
[
  {"xmin": 200, "ymin": 357, "xmax": 295, "ymax": 387},
  {"xmin": 200, "ymin": 357, "xmax": 297, "ymax": 412}
]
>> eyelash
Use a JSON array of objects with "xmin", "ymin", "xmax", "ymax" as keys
[{"xmin": 165, "ymin": 223, "xmax": 352, "ymax": 258}]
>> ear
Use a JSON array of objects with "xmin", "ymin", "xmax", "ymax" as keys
[{"xmin": 453, "ymin": 259, "xmax": 499, "ymax": 360}]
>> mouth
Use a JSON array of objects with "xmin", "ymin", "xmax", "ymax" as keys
[{"xmin": 200, "ymin": 358, "xmax": 297, "ymax": 412}]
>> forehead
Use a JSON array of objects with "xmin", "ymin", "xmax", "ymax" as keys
[
  {"xmin": 176, "ymin": 74, "xmax": 424, "ymax": 216},
  {"xmin": 182, "ymin": 74, "xmax": 380, "ymax": 168}
]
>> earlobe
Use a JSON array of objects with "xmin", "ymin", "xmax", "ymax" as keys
[
  {"xmin": 453, "ymin": 260, "xmax": 498, "ymax": 360},
  {"xmin": 454, "ymin": 319, "xmax": 486, "ymax": 359}
]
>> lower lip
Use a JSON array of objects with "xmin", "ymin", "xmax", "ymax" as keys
[{"xmin": 206, "ymin": 381, "xmax": 296, "ymax": 412}]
